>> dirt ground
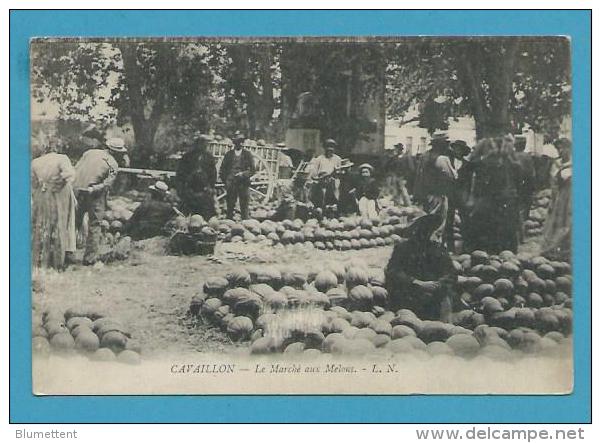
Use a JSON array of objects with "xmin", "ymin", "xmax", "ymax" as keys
[{"xmin": 33, "ymin": 239, "xmax": 395, "ymax": 357}]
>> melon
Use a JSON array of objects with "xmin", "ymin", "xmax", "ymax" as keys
[
  {"xmin": 370, "ymin": 286, "xmax": 388, "ymax": 307},
  {"xmin": 66, "ymin": 316, "xmax": 93, "ymax": 331},
  {"xmin": 326, "ymin": 287, "xmax": 348, "ymax": 307},
  {"xmin": 227, "ymin": 316, "xmax": 254, "ymax": 341},
  {"xmin": 314, "ymin": 271, "xmax": 339, "ymax": 293},
  {"xmin": 391, "ymin": 325, "xmax": 416, "ymax": 340},
  {"xmin": 472, "ymin": 283, "xmax": 494, "ymax": 300},
  {"xmin": 385, "ymin": 338, "xmax": 414, "ymax": 354},
  {"xmin": 32, "ymin": 336, "xmax": 51, "ymax": 356},
  {"xmin": 117, "ymin": 350, "xmax": 141, "ymax": 365},
  {"xmin": 369, "ymin": 319, "xmax": 392, "ymax": 336},
  {"xmin": 350, "ymin": 311, "xmax": 376, "ymax": 328},
  {"xmin": 251, "ymin": 337, "xmax": 276, "ymax": 354},
  {"xmin": 75, "ymin": 330, "xmax": 100, "ymax": 352},
  {"xmin": 330, "ymin": 306, "xmax": 353, "ymax": 322},
  {"xmin": 399, "ymin": 335, "xmax": 427, "ymax": 351},
  {"xmin": 348, "ymin": 285, "xmax": 373, "ymax": 309},
  {"xmin": 200, "ymin": 298, "xmax": 222, "ymax": 318},
  {"xmin": 90, "ymin": 348, "xmax": 116, "ymax": 361},
  {"xmin": 100, "ymin": 331, "xmax": 128, "ymax": 353},
  {"xmin": 345, "ymin": 267, "xmax": 369, "ymax": 288},
  {"xmin": 284, "ymin": 342, "xmax": 306, "ymax": 354},
  {"xmin": 370, "ymin": 334, "xmax": 391, "ymax": 348},
  {"xmin": 418, "ymin": 321, "xmax": 452, "ymax": 343},
  {"xmin": 203, "ymin": 277, "xmax": 230, "ymax": 297},
  {"xmin": 226, "ymin": 270, "xmax": 252, "ymax": 288},
  {"xmin": 427, "ymin": 341, "xmax": 454, "ymax": 356},
  {"xmin": 446, "ymin": 334, "xmax": 480, "ymax": 357}
]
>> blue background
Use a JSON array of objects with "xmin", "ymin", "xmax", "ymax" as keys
[{"xmin": 10, "ymin": 10, "xmax": 591, "ymax": 423}]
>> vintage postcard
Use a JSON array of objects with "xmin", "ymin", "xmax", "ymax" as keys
[{"xmin": 30, "ymin": 36, "xmax": 573, "ymax": 395}]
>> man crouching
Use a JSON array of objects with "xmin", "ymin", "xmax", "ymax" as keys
[{"xmin": 385, "ymin": 214, "xmax": 457, "ymax": 323}]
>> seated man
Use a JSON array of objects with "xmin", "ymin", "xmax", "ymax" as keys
[
  {"xmin": 308, "ymin": 139, "xmax": 342, "ymax": 210},
  {"xmin": 349, "ymin": 163, "xmax": 380, "ymax": 218},
  {"xmin": 126, "ymin": 181, "xmax": 177, "ymax": 240},
  {"xmin": 385, "ymin": 214, "xmax": 457, "ymax": 323}
]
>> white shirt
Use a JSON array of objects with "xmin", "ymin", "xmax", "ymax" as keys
[{"xmin": 308, "ymin": 154, "xmax": 342, "ymax": 179}]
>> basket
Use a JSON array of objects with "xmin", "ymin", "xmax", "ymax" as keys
[{"xmin": 198, "ymin": 241, "xmax": 216, "ymax": 256}]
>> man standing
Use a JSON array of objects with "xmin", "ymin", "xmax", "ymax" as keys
[
  {"xmin": 413, "ymin": 132, "xmax": 457, "ymax": 245},
  {"xmin": 391, "ymin": 142, "xmax": 414, "ymax": 206},
  {"xmin": 276, "ymin": 142, "xmax": 294, "ymax": 179},
  {"xmin": 219, "ymin": 133, "xmax": 255, "ymax": 220},
  {"xmin": 308, "ymin": 138, "xmax": 343, "ymax": 209},
  {"xmin": 513, "ymin": 135, "xmax": 535, "ymax": 240},
  {"xmin": 445, "ymin": 140, "xmax": 471, "ymax": 252},
  {"xmin": 73, "ymin": 137, "xmax": 126, "ymax": 265},
  {"xmin": 176, "ymin": 133, "xmax": 217, "ymax": 219}
]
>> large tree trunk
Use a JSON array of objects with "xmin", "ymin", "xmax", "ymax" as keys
[
  {"xmin": 455, "ymin": 39, "xmax": 520, "ymax": 139},
  {"xmin": 487, "ymin": 40, "xmax": 520, "ymax": 137},
  {"xmin": 117, "ymin": 43, "xmax": 165, "ymax": 166}
]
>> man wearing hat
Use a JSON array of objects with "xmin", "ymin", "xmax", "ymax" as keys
[
  {"xmin": 276, "ymin": 142, "xmax": 294, "ymax": 179},
  {"xmin": 308, "ymin": 138, "xmax": 343, "ymax": 209},
  {"xmin": 176, "ymin": 133, "xmax": 217, "ymax": 219},
  {"xmin": 126, "ymin": 181, "xmax": 177, "ymax": 240},
  {"xmin": 73, "ymin": 137, "xmax": 127, "ymax": 265},
  {"xmin": 444, "ymin": 139, "xmax": 472, "ymax": 251},
  {"xmin": 390, "ymin": 142, "xmax": 415, "ymax": 206},
  {"xmin": 413, "ymin": 132, "xmax": 457, "ymax": 246},
  {"xmin": 219, "ymin": 132, "xmax": 255, "ymax": 220}
]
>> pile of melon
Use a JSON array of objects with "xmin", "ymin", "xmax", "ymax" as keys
[
  {"xmin": 524, "ymin": 189, "xmax": 552, "ymax": 238},
  {"xmin": 189, "ymin": 250, "xmax": 572, "ymax": 359},
  {"xmin": 164, "ymin": 214, "xmax": 218, "ymax": 238},
  {"xmin": 216, "ymin": 206, "xmax": 423, "ymax": 250},
  {"xmin": 32, "ymin": 308, "xmax": 141, "ymax": 364}
]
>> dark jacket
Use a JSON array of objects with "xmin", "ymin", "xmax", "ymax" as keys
[
  {"xmin": 126, "ymin": 198, "xmax": 175, "ymax": 240},
  {"xmin": 385, "ymin": 238, "xmax": 457, "ymax": 318},
  {"xmin": 219, "ymin": 149, "xmax": 255, "ymax": 186},
  {"xmin": 176, "ymin": 148, "xmax": 217, "ymax": 194},
  {"xmin": 354, "ymin": 176, "xmax": 380, "ymax": 200},
  {"xmin": 413, "ymin": 150, "xmax": 455, "ymax": 201}
]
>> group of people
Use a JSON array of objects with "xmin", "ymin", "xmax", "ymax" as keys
[
  {"xmin": 31, "ymin": 129, "xmax": 294, "ymax": 269},
  {"xmin": 32, "ymin": 129, "xmax": 130, "ymax": 269},
  {"xmin": 384, "ymin": 132, "xmax": 572, "ymax": 322},
  {"xmin": 284, "ymin": 138, "xmax": 383, "ymax": 220},
  {"xmin": 408, "ymin": 132, "xmax": 571, "ymax": 259}
]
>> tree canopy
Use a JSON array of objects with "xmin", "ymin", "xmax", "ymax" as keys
[{"xmin": 31, "ymin": 37, "xmax": 572, "ymax": 164}]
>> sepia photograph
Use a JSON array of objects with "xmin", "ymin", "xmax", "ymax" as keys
[{"xmin": 29, "ymin": 36, "xmax": 574, "ymax": 395}]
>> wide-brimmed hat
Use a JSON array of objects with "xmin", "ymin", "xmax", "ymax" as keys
[
  {"xmin": 450, "ymin": 140, "xmax": 471, "ymax": 156},
  {"xmin": 193, "ymin": 132, "xmax": 214, "ymax": 143},
  {"xmin": 324, "ymin": 139, "xmax": 337, "ymax": 148},
  {"xmin": 232, "ymin": 132, "xmax": 246, "ymax": 143},
  {"xmin": 429, "ymin": 131, "xmax": 449, "ymax": 146},
  {"xmin": 82, "ymin": 125, "xmax": 105, "ymax": 142},
  {"xmin": 554, "ymin": 137, "xmax": 572, "ymax": 150},
  {"xmin": 276, "ymin": 142, "xmax": 286, "ymax": 148},
  {"xmin": 149, "ymin": 180, "xmax": 170, "ymax": 194},
  {"xmin": 106, "ymin": 137, "xmax": 127, "ymax": 153},
  {"xmin": 358, "ymin": 163, "xmax": 374, "ymax": 173}
]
